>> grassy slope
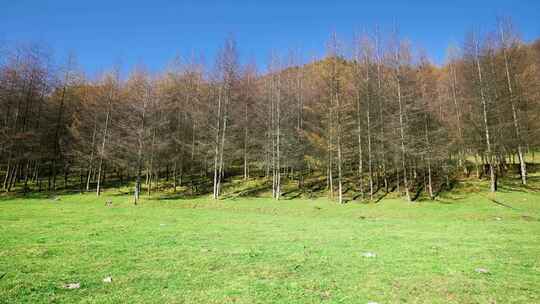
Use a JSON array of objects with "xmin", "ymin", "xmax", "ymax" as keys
[{"xmin": 0, "ymin": 177, "xmax": 539, "ymax": 303}]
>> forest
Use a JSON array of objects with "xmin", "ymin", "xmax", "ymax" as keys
[{"xmin": 1, "ymin": 20, "xmax": 540, "ymax": 204}]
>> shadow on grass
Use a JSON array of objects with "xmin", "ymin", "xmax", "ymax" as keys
[
  {"xmin": 0, "ymin": 187, "xmax": 97, "ymax": 201},
  {"xmin": 221, "ymin": 182, "xmax": 271, "ymax": 200},
  {"xmin": 0, "ymin": 191, "xmax": 53, "ymax": 201}
]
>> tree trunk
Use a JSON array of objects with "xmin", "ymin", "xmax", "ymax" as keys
[
  {"xmin": 213, "ymin": 86, "xmax": 222, "ymax": 200},
  {"xmin": 474, "ymin": 36, "xmax": 497, "ymax": 192},
  {"xmin": 500, "ymin": 25, "xmax": 526, "ymax": 185},
  {"xmin": 96, "ymin": 98, "xmax": 111, "ymax": 197},
  {"xmin": 395, "ymin": 50, "xmax": 411, "ymax": 202}
]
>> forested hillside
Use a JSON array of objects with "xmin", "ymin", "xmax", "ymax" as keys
[{"xmin": 1, "ymin": 21, "xmax": 539, "ymax": 203}]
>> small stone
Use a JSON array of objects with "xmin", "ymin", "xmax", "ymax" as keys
[
  {"xmin": 159, "ymin": 224, "xmax": 166, "ymax": 227},
  {"xmin": 63, "ymin": 282, "xmax": 80, "ymax": 289},
  {"xmin": 320, "ymin": 290, "xmax": 331, "ymax": 299},
  {"xmin": 367, "ymin": 302, "xmax": 379, "ymax": 304},
  {"xmin": 363, "ymin": 252, "xmax": 377, "ymax": 258},
  {"xmin": 495, "ymin": 217, "xmax": 502, "ymax": 221},
  {"xmin": 103, "ymin": 276, "xmax": 112, "ymax": 283},
  {"xmin": 475, "ymin": 268, "xmax": 489, "ymax": 274}
]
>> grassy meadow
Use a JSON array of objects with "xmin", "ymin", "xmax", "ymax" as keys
[{"xmin": 1, "ymin": 174, "xmax": 539, "ymax": 303}]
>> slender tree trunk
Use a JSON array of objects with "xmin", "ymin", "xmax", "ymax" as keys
[
  {"xmin": 96, "ymin": 99, "xmax": 111, "ymax": 197},
  {"xmin": 335, "ymin": 86, "xmax": 343, "ymax": 204},
  {"xmin": 86, "ymin": 116, "xmax": 98, "ymax": 191},
  {"xmin": 474, "ymin": 37, "xmax": 497, "ymax": 192},
  {"xmin": 375, "ymin": 35, "xmax": 388, "ymax": 193},
  {"xmin": 365, "ymin": 56, "xmax": 374, "ymax": 201},
  {"xmin": 450, "ymin": 61, "xmax": 464, "ymax": 169},
  {"xmin": 243, "ymin": 102, "xmax": 248, "ymax": 180},
  {"xmin": 271, "ymin": 78, "xmax": 276, "ymax": 198},
  {"xmin": 134, "ymin": 94, "xmax": 147, "ymax": 204},
  {"xmin": 395, "ymin": 51, "xmax": 411, "ymax": 201},
  {"xmin": 356, "ymin": 91, "xmax": 364, "ymax": 199},
  {"xmin": 328, "ymin": 106, "xmax": 334, "ymax": 199},
  {"xmin": 213, "ymin": 86, "xmax": 222, "ymax": 200},
  {"xmin": 275, "ymin": 74, "xmax": 281, "ymax": 200},
  {"xmin": 52, "ymin": 86, "xmax": 67, "ymax": 191},
  {"xmin": 500, "ymin": 26, "xmax": 526, "ymax": 185},
  {"xmin": 425, "ymin": 117, "xmax": 434, "ymax": 199},
  {"xmin": 243, "ymin": 76, "xmax": 250, "ymax": 180},
  {"xmin": 217, "ymin": 89, "xmax": 228, "ymax": 198},
  {"xmin": 147, "ymin": 128, "xmax": 156, "ymax": 197},
  {"xmin": 3, "ymin": 160, "xmax": 11, "ymax": 191}
]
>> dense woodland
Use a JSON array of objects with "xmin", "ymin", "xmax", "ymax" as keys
[{"xmin": 1, "ymin": 20, "xmax": 539, "ymax": 203}]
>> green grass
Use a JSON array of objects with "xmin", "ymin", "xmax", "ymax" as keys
[{"xmin": 1, "ymin": 178, "xmax": 540, "ymax": 303}]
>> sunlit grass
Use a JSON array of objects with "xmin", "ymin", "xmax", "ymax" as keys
[{"xmin": 0, "ymin": 174, "xmax": 539, "ymax": 303}]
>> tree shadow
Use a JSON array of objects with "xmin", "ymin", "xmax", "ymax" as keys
[
  {"xmin": 221, "ymin": 182, "xmax": 271, "ymax": 200},
  {"xmin": 411, "ymin": 184, "xmax": 425, "ymax": 201}
]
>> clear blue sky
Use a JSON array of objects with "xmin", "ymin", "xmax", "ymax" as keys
[{"xmin": 1, "ymin": 0, "xmax": 539, "ymax": 77}]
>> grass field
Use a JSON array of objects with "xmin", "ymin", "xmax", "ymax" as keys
[{"xmin": 1, "ymin": 177, "xmax": 539, "ymax": 303}]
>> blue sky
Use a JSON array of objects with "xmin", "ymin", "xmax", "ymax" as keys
[{"xmin": 1, "ymin": 0, "xmax": 539, "ymax": 77}]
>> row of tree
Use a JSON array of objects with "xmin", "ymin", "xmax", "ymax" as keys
[{"xmin": 1, "ymin": 20, "xmax": 539, "ymax": 203}]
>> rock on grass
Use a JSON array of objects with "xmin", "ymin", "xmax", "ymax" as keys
[
  {"xmin": 475, "ymin": 268, "xmax": 489, "ymax": 274},
  {"xmin": 362, "ymin": 252, "xmax": 377, "ymax": 258},
  {"xmin": 63, "ymin": 282, "xmax": 80, "ymax": 289}
]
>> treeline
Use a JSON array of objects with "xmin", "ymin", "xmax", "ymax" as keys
[{"xmin": 1, "ymin": 20, "xmax": 539, "ymax": 203}]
